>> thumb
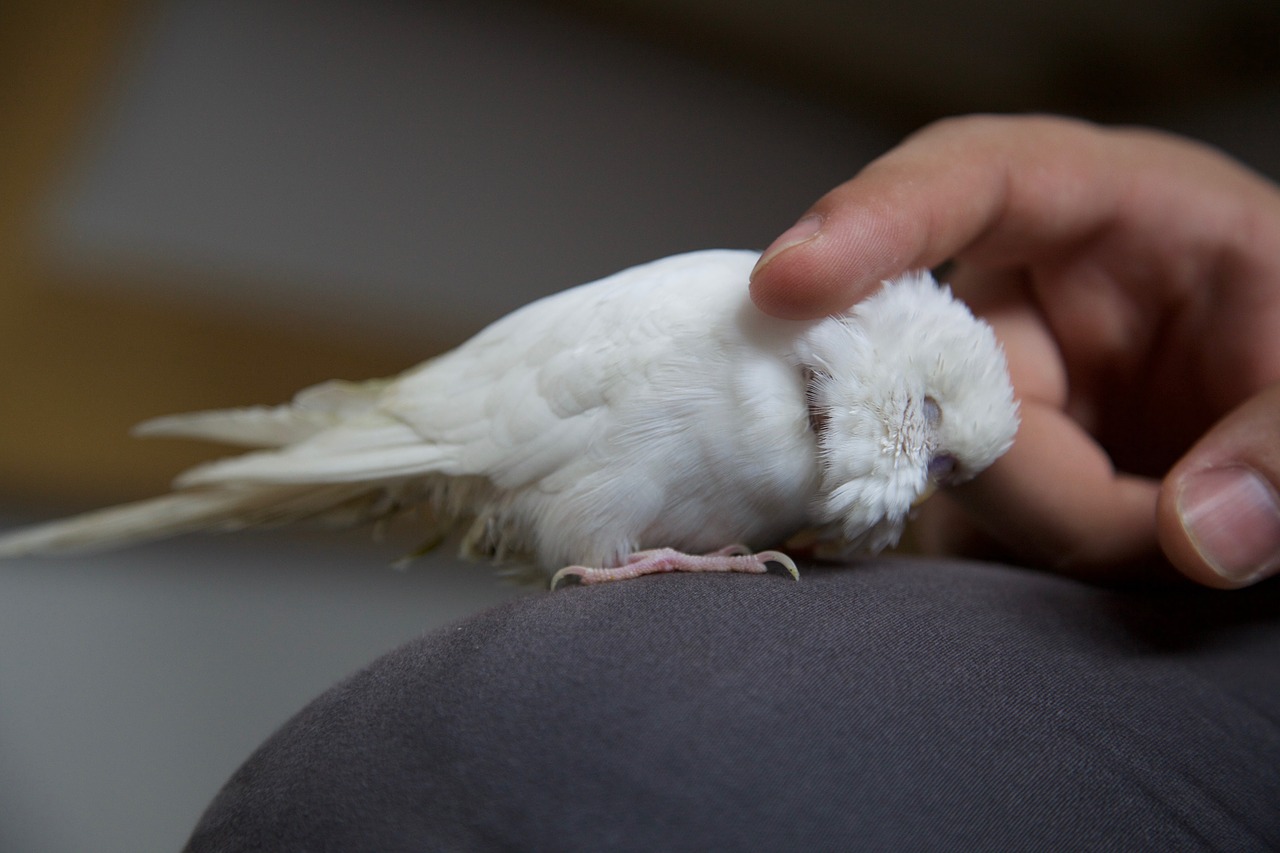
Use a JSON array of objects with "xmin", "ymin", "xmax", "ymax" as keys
[{"xmin": 1159, "ymin": 382, "xmax": 1280, "ymax": 588}]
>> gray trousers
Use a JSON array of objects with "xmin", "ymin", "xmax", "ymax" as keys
[{"xmin": 184, "ymin": 559, "xmax": 1280, "ymax": 851}]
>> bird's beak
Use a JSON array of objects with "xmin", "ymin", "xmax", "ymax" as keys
[{"xmin": 911, "ymin": 480, "xmax": 939, "ymax": 508}]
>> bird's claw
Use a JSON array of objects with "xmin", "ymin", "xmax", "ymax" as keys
[
  {"xmin": 751, "ymin": 549, "xmax": 800, "ymax": 580},
  {"xmin": 549, "ymin": 545, "xmax": 799, "ymax": 590},
  {"xmin": 549, "ymin": 565, "xmax": 586, "ymax": 590}
]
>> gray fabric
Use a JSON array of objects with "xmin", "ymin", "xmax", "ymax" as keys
[{"xmin": 184, "ymin": 558, "xmax": 1280, "ymax": 852}]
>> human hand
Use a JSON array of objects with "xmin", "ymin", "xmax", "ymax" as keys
[{"xmin": 750, "ymin": 114, "xmax": 1280, "ymax": 588}]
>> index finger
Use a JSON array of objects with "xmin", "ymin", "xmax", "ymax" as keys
[{"xmin": 748, "ymin": 115, "xmax": 1173, "ymax": 318}]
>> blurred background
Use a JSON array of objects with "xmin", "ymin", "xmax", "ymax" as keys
[{"xmin": 0, "ymin": 0, "xmax": 1277, "ymax": 849}]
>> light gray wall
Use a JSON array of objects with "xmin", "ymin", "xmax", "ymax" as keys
[{"xmin": 43, "ymin": 0, "xmax": 889, "ymax": 346}]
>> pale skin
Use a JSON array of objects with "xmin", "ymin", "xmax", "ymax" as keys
[{"xmin": 749, "ymin": 114, "xmax": 1280, "ymax": 589}]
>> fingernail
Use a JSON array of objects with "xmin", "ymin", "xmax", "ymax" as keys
[
  {"xmin": 751, "ymin": 214, "xmax": 823, "ymax": 279},
  {"xmin": 1178, "ymin": 466, "xmax": 1280, "ymax": 584}
]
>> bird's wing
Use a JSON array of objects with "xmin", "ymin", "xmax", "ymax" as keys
[
  {"xmin": 176, "ymin": 250, "xmax": 759, "ymax": 491},
  {"xmin": 133, "ymin": 379, "xmax": 390, "ymax": 448},
  {"xmin": 384, "ymin": 249, "xmax": 758, "ymax": 489}
]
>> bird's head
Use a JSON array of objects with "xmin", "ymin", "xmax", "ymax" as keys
[{"xmin": 796, "ymin": 271, "xmax": 1019, "ymax": 552}]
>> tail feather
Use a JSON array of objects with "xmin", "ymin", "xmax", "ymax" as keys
[
  {"xmin": 133, "ymin": 408, "xmax": 334, "ymax": 448},
  {"xmin": 133, "ymin": 379, "xmax": 389, "ymax": 448},
  {"xmin": 0, "ymin": 376, "xmax": 448, "ymax": 558},
  {"xmin": 0, "ymin": 483, "xmax": 374, "ymax": 557}
]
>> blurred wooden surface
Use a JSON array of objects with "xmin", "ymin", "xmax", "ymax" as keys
[{"xmin": 0, "ymin": 0, "xmax": 414, "ymax": 508}]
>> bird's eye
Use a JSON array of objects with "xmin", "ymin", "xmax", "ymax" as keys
[
  {"xmin": 928, "ymin": 453, "xmax": 957, "ymax": 483},
  {"xmin": 922, "ymin": 395, "xmax": 942, "ymax": 428}
]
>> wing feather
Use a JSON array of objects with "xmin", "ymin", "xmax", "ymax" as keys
[
  {"xmin": 173, "ymin": 419, "xmax": 454, "ymax": 486},
  {"xmin": 382, "ymin": 250, "xmax": 758, "ymax": 489},
  {"xmin": 134, "ymin": 379, "xmax": 389, "ymax": 448}
]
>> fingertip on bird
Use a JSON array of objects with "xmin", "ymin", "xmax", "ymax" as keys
[
  {"xmin": 749, "ymin": 235, "xmax": 880, "ymax": 320},
  {"xmin": 750, "ymin": 202, "xmax": 925, "ymax": 318},
  {"xmin": 749, "ymin": 215, "xmax": 833, "ymax": 319},
  {"xmin": 754, "ymin": 214, "xmax": 825, "ymax": 273}
]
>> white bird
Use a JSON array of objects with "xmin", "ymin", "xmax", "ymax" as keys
[{"xmin": 0, "ymin": 250, "xmax": 1018, "ymax": 586}]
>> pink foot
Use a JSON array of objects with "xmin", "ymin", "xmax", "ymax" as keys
[{"xmin": 550, "ymin": 544, "xmax": 799, "ymax": 589}]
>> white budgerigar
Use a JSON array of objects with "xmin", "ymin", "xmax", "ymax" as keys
[{"xmin": 0, "ymin": 250, "xmax": 1018, "ymax": 586}]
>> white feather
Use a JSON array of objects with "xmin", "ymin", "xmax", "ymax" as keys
[
  {"xmin": 133, "ymin": 379, "xmax": 387, "ymax": 447},
  {"xmin": 0, "ymin": 250, "xmax": 1018, "ymax": 574},
  {"xmin": 0, "ymin": 485, "xmax": 372, "ymax": 557}
]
